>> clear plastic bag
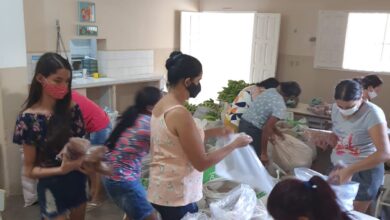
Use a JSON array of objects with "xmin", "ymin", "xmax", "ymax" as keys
[
  {"xmin": 181, "ymin": 212, "xmax": 210, "ymax": 220},
  {"xmin": 268, "ymin": 134, "xmax": 315, "ymax": 173},
  {"xmin": 251, "ymin": 199, "xmax": 273, "ymax": 220},
  {"xmin": 210, "ymin": 184, "xmax": 257, "ymax": 220},
  {"xmin": 294, "ymin": 167, "xmax": 359, "ymax": 211},
  {"xmin": 215, "ymin": 134, "xmax": 276, "ymax": 193}
]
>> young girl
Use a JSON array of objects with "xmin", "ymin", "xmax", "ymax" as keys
[
  {"xmin": 103, "ymin": 87, "xmax": 162, "ymax": 220},
  {"xmin": 13, "ymin": 53, "xmax": 87, "ymax": 220},
  {"xmin": 267, "ymin": 176, "xmax": 352, "ymax": 220}
]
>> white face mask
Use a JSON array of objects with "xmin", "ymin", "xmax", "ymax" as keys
[
  {"xmin": 368, "ymin": 90, "xmax": 378, "ymax": 100},
  {"xmin": 338, "ymin": 104, "xmax": 360, "ymax": 116}
]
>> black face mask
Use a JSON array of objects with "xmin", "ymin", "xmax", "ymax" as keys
[{"xmin": 187, "ymin": 82, "xmax": 201, "ymax": 98}]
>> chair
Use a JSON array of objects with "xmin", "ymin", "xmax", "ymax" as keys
[
  {"xmin": 374, "ymin": 174, "xmax": 390, "ymax": 218},
  {"xmin": 0, "ymin": 189, "xmax": 5, "ymax": 220}
]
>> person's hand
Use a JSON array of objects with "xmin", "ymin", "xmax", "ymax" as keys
[
  {"xmin": 273, "ymin": 128, "xmax": 285, "ymax": 140},
  {"xmin": 221, "ymin": 126, "xmax": 234, "ymax": 136},
  {"xmin": 260, "ymin": 154, "xmax": 269, "ymax": 165},
  {"xmin": 229, "ymin": 133, "xmax": 252, "ymax": 149},
  {"xmin": 60, "ymin": 155, "xmax": 84, "ymax": 175},
  {"xmin": 328, "ymin": 167, "xmax": 353, "ymax": 185}
]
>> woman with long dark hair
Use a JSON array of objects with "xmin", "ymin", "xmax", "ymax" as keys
[
  {"xmin": 267, "ymin": 176, "xmax": 352, "ymax": 220},
  {"xmin": 13, "ymin": 52, "xmax": 87, "ymax": 220},
  {"xmin": 103, "ymin": 86, "xmax": 162, "ymax": 220}
]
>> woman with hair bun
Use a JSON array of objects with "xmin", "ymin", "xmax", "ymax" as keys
[{"xmin": 147, "ymin": 51, "xmax": 252, "ymax": 220}]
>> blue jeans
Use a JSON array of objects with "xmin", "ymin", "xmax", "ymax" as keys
[
  {"xmin": 37, "ymin": 171, "xmax": 87, "ymax": 219},
  {"xmin": 152, "ymin": 203, "xmax": 198, "ymax": 220},
  {"xmin": 89, "ymin": 123, "xmax": 112, "ymax": 145},
  {"xmin": 352, "ymin": 163, "xmax": 384, "ymax": 201},
  {"xmin": 102, "ymin": 178, "xmax": 154, "ymax": 220}
]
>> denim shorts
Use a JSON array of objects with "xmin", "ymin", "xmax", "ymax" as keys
[
  {"xmin": 89, "ymin": 123, "xmax": 112, "ymax": 145},
  {"xmin": 102, "ymin": 178, "xmax": 154, "ymax": 220},
  {"xmin": 37, "ymin": 171, "xmax": 88, "ymax": 219},
  {"xmin": 352, "ymin": 163, "xmax": 384, "ymax": 201},
  {"xmin": 152, "ymin": 202, "xmax": 198, "ymax": 220}
]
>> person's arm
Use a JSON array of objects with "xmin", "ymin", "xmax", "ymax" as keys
[
  {"xmin": 204, "ymin": 127, "xmax": 231, "ymax": 140},
  {"xmin": 23, "ymin": 144, "xmax": 84, "ymax": 179},
  {"xmin": 334, "ymin": 123, "xmax": 390, "ymax": 184},
  {"xmin": 260, "ymin": 116, "xmax": 280, "ymax": 163},
  {"xmin": 168, "ymin": 108, "xmax": 252, "ymax": 172}
]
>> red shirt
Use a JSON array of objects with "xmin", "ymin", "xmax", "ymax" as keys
[{"xmin": 71, "ymin": 90, "xmax": 110, "ymax": 132}]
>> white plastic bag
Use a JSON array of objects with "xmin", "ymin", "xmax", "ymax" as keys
[
  {"xmin": 210, "ymin": 184, "xmax": 257, "ymax": 220},
  {"xmin": 268, "ymin": 134, "xmax": 315, "ymax": 172},
  {"xmin": 20, "ymin": 149, "xmax": 38, "ymax": 207},
  {"xmin": 215, "ymin": 134, "xmax": 276, "ymax": 193},
  {"xmin": 251, "ymin": 199, "xmax": 273, "ymax": 220},
  {"xmin": 294, "ymin": 167, "xmax": 359, "ymax": 211},
  {"xmin": 181, "ymin": 212, "xmax": 210, "ymax": 220}
]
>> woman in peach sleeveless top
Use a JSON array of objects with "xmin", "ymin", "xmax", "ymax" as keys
[{"xmin": 147, "ymin": 51, "xmax": 252, "ymax": 220}]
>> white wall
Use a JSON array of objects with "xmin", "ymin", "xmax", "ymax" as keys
[
  {"xmin": 0, "ymin": 0, "xmax": 28, "ymax": 194},
  {"xmin": 0, "ymin": 0, "xmax": 27, "ymax": 68}
]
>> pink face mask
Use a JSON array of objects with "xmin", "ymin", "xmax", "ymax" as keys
[{"xmin": 42, "ymin": 79, "xmax": 69, "ymax": 99}]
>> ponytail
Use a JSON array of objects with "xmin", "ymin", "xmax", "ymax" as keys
[
  {"xmin": 267, "ymin": 176, "xmax": 352, "ymax": 220},
  {"xmin": 309, "ymin": 176, "xmax": 352, "ymax": 220},
  {"xmin": 105, "ymin": 106, "xmax": 139, "ymax": 149},
  {"xmin": 105, "ymin": 86, "xmax": 162, "ymax": 150}
]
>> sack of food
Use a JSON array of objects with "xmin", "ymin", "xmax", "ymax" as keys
[{"xmin": 268, "ymin": 134, "xmax": 315, "ymax": 173}]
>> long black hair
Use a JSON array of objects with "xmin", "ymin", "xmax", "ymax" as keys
[
  {"xmin": 24, "ymin": 52, "xmax": 73, "ymax": 166},
  {"xmin": 105, "ymin": 87, "xmax": 162, "ymax": 149},
  {"xmin": 334, "ymin": 80, "xmax": 362, "ymax": 101},
  {"xmin": 165, "ymin": 51, "xmax": 202, "ymax": 87},
  {"xmin": 267, "ymin": 176, "xmax": 352, "ymax": 220}
]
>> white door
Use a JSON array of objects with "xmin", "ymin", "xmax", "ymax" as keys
[{"xmin": 250, "ymin": 13, "xmax": 281, "ymax": 83}]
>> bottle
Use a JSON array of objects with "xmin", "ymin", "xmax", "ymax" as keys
[{"xmin": 82, "ymin": 69, "xmax": 88, "ymax": 79}]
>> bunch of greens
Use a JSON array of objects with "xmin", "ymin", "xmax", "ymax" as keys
[
  {"xmin": 199, "ymin": 99, "xmax": 222, "ymax": 121},
  {"xmin": 184, "ymin": 101, "xmax": 197, "ymax": 114},
  {"xmin": 217, "ymin": 80, "xmax": 249, "ymax": 103}
]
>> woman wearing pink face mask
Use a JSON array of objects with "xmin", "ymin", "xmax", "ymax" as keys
[{"xmin": 13, "ymin": 53, "xmax": 87, "ymax": 220}]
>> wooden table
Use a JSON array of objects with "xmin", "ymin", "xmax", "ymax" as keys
[{"xmin": 287, "ymin": 103, "xmax": 332, "ymax": 130}]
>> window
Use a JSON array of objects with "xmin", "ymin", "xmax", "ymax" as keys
[
  {"xmin": 181, "ymin": 12, "xmax": 281, "ymax": 103},
  {"xmin": 343, "ymin": 13, "xmax": 390, "ymax": 72},
  {"xmin": 315, "ymin": 11, "xmax": 390, "ymax": 73},
  {"xmin": 181, "ymin": 12, "xmax": 255, "ymax": 103}
]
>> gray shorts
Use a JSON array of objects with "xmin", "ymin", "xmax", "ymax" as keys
[{"xmin": 352, "ymin": 163, "xmax": 384, "ymax": 201}]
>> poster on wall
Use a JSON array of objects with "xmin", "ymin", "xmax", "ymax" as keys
[
  {"xmin": 77, "ymin": 25, "xmax": 98, "ymax": 36},
  {"xmin": 78, "ymin": 1, "xmax": 96, "ymax": 23}
]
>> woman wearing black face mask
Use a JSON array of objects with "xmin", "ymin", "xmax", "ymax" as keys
[{"xmin": 147, "ymin": 51, "xmax": 252, "ymax": 220}]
